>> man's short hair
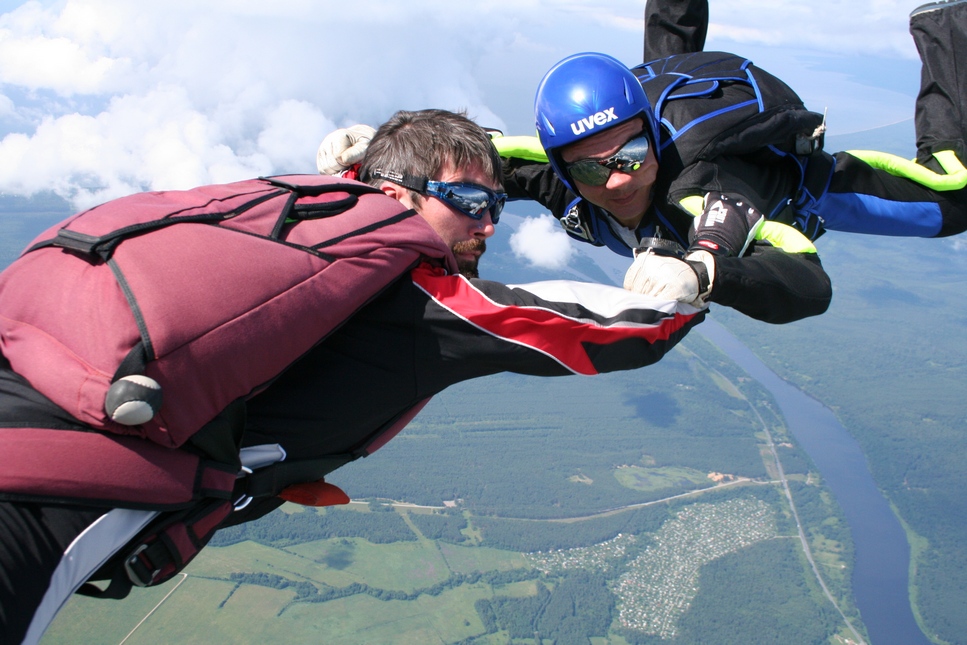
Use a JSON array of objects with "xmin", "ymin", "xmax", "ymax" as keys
[{"xmin": 359, "ymin": 109, "xmax": 502, "ymax": 195}]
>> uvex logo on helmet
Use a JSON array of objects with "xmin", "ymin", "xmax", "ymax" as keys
[{"xmin": 570, "ymin": 107, "xmax": 619, "ymax": 136}]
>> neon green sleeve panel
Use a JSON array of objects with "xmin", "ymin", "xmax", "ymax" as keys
[
  {"xmin": 847, "ymin": 149, "xmax": 967, "ymax": 191},
  {"xmin": 676, "ymin": 195, "xmax": 818, "ymax": 254},
  {"xmin": 492, "ymin": 135, "xmax": 549, "ymax": 162}
]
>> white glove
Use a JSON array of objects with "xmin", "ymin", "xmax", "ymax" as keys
[
  {"xmin": 623, "ymin": 250, "xmax": 715, "ymax": 308},
  {"xmin": 316, "ymin": 124, "xmax": 376, "ymax": 175}
]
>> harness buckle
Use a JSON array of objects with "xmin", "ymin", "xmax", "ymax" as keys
[{"xmin": 124, "ymin": 543, "xmax": 161, "ymax": 587}]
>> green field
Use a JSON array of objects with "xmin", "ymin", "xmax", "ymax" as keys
[{"xmin": 613, "ymin": 464, "xmax": 713, "ymax": 493}]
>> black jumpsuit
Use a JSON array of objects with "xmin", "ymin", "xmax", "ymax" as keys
[{"xmin": 1, "ymin": 263, "xmax": 704, "ymax": 644}]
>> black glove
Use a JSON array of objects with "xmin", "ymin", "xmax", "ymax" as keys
[{"xmin": 688, "ymin": 193, "xmax": 765, "ymax": 257}]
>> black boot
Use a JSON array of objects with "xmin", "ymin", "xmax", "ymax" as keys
[
  {"xmin": 911, "ymin": 0, "xmax": 967, "ymax": 19},
  {"xmin": 643, "ymin": 0, "xmax": 709, "ymax": 63},
  {"xmin": 910, "ymin": 0, "xmax": 967, "ymax": 168}
]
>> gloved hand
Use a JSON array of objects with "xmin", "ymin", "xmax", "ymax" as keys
[
  {"xmin": 689, "ymin": 192, "xmax": 765, "ymax": 257},
  {"xmin": 316, "ymin": 124, "xmax": 376, "ymax": 175},
  {"xmin": 623, "ymin": 249, "xmax": 714, "ymax": 308}
]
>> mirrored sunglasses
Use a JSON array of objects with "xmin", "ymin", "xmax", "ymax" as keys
[
  {"xmin": 370, "ymin": 170, "xmax": 505, "ymax": 224},
  {"xmin": 565, "ymin": 135, "xmax": 651, "ymax": 187}
]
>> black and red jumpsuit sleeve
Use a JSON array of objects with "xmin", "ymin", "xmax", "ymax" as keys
[{"xmin": 410, "ymin": 264, "xmax": 705, "ymax": 379}]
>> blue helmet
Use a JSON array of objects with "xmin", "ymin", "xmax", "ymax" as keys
[{"xmin": 534, "ymin": 52, "xmax": 658, "ymax": 192}]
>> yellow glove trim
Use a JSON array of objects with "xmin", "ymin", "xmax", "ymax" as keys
[
  {"xmin": 678, "ymin": 196, "xmax": 815, "ymax": 253},
  {"xmin": 678, "ymin": 195, "xmax": 705, "ymax": 218},
  {"xmin": 757, "ymin": 221, "xmax": 817, "ymax": 253}
]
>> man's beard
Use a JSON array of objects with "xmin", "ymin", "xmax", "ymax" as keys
[{"xmin": 452, "ymin": 239, "xmax": 486, "ymax": 279}]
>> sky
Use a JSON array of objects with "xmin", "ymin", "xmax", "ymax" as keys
[{"xmin": 0, "ymin": 0, "xmax": 937, "ymax": 268}]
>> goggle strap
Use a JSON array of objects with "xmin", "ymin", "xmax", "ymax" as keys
[
  {"xmin": 370, "ymin": 169, "xmax": 429, "ymax": 194},
  {"xmin": 371, "ymin": 169, "xmax": 504, "ymax": 223}
]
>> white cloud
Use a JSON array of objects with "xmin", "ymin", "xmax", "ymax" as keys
[
  {"xmin": 0, "ymin": 92, "xmax": 13, "ymax": 117},
  {"xmin": 0, "ymin": 0, "xmax": 544, "ymax": 205},
  {"xmin": 510, "ymin": 213, "xmax": 574, "ymax": 270},
  {"xmin": 256, "ymin": 100, "xmax": 335, "ymax": 175},
  {"xmin": 0, "ymin": 85, "xmax": 273, "ymax": 208},
  {"xmin": 0, "ymin": 33, "xmax": 130, "ymax": 94},
  {"xmin": 0, "ymin": 0, "xmax": 145, "ymax": 95},
  {"xmin": 0, "ymin": 0, "xmax": 941, "ymax": 206}
]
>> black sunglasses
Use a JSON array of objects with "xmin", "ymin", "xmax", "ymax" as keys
[
  {"xmin": 370, "ymin": 169, "xmax": 506, "ymax": 224},
  {"xmin": 565, "ymin": 135, "xmax": 652, "ymax": 187}
]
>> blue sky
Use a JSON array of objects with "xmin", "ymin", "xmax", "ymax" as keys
[{"xmin": 0, "ymin": 0, "xmax": 933, "ymax": 215}]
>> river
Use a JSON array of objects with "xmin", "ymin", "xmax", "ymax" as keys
[{"xmin": 698, "ymin": 320, "xmax": 930, "ymax": 645}]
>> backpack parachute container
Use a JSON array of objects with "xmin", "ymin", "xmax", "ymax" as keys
[
  {"xmin": 0, "ymin": 174, "xmax": 452, "ymax": 449},
  {"xmin": 0, "ymin": 174, "xmax": 455, "ymax": 591},
  {"xmin": 634, "ymin": 51, "xmax": 830, "ymax": 238},
  {"xmin": 635, "ymin": 51, "xmax": 826, "ymax": 165}
]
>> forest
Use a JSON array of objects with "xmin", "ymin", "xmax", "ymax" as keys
[{"xmin": 715, "ymin": 229, "xmax": 967, "ymax": 643}]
